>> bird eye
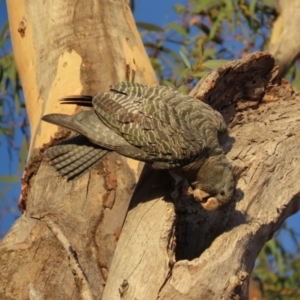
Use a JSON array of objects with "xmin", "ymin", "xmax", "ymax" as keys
[{"xmin": 220, "ymin": 190, "xmax": 225, "ymax": 196}]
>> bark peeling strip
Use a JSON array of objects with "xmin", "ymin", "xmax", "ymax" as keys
[
  {"xmin": 41, "ymin": 218, "xmax": 95, "ymax": 300},
  {"xmin": 29, "ymin": 282, "xmax": 44, "ymax": 300}
]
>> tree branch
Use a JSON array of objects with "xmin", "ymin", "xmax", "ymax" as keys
[
  {"xmin": 104, "ymin": 52, "xmax": 300, "ymax": 299},
  {"xmin": 268, "ymin": 0, "xmax": 300, "ymax": 77}
]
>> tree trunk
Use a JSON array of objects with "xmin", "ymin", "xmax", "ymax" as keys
[
  {"xmin": 1, "ymin": 2, "xmax": 300, "ymax": 300},
  {"xmin": 1, "ymin": 1, "xmax": 156, "ymax": 299},
  {"xmin": 269, "ymin": 0, "xmax": 300, "ymax": 78}
]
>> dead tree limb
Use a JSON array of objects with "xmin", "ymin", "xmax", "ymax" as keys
[{"xmin": 104, "ymin": 52, "xmax": 300, "ymax": 300}]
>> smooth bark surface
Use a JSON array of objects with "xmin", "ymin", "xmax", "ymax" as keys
[{"xmin": 269, "ymin": 0, "xmax": 300, "ymax": 77}]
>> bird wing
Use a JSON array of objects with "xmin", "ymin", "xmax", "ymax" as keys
[
  {"xmin": 90, "ymin": 82, "xmax": 209, "ymax": 168},
  {"xmin": 109, "ymin": 82, "xmax": 227, "ymax": 133},
  {"xmin": 46, "ymin": 82, "xmax": 227, "ymax": 169}
]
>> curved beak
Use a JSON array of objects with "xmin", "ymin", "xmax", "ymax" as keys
[
  {"xmin": 200, "ymin": 197, "xmax": 220, "ymax": 211},
  {"xmin": 192, "ymin": 189, "xmax": 221, "ymax": 211}
]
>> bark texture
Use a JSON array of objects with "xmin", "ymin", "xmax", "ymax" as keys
[
  {"xmin": 1, "ymin": 0, "xmax": 156, "ymax": 299},
  {"xmin": 269, "ymin": 0, "xmax": 300, "ymax": 77},
  {"xmin": 1, "ymin": 1, "xmax": 300, "ymax": 300},
  {"xmin": 103, "ymin": 52, "xmax": 300, "ymax": 300}
]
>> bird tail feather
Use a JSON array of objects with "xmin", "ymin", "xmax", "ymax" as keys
[{"xmin": 44, "ymin": 136, "xmax": 108, "ymax": 179}]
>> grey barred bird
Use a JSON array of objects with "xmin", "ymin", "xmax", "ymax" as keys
[{"xmin": 42, "ymin": 82, "xmax": 235, "ymax": 210}]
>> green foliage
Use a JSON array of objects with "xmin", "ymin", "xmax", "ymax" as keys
[
  {"xmin": 0, "ymin": 23, "xmax": 27, "ymax": 146},
  {"xmin": 253, "ymin": 226, "xmax": 300, "ymax": 299},
  {"xmin": 137, "ymin": 0, "xmax": 281, "ymax": 90},
  {"xmin": 0, "ymin": 175, "xmax": 21, "ymax": 183},
  {"xmin": 0, "ymin": 21, "xmax": 28, "ymax": 220},
  {"xmin": 136, "ymin": 22, "xmax": 164, "ymax": 32},
  {"xmin": 0, "ymin": 23, "xmax": 23, "ymax": 116}
]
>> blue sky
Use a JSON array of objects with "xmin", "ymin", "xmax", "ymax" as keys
[
  {"xmin": 0, "ymin": 0, "xmax": 299, "ymax": 254},
  {"xmin": 0, "ymin": 0, "xmax": 23, "ymax": 234}
]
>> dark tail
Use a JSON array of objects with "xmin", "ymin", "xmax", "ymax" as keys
[
  {"xmin": 59, "ymin": 95, "xmax": 93, "ymax": 107},
  {"xmin": 44, "ymin": 136, "xmax": 108, "ymax": 179}
]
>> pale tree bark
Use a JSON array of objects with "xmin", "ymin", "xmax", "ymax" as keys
[
  {"xmin": 103, "ymin": 53, "xmax": 300, "ymax": 299},
  {"xmin": 1, "ymin": 2, "xmax": 300, "ymax": 300},
  {"xmin": 1, "ymin": 0, "xmax": 156, "ymax": 299},
  {"xmin": 269, "ymin": 0, "xmax": 300, "ymax": 77}
]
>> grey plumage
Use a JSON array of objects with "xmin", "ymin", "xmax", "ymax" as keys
[
  {"xmin": 44, "ymin": 136, "xmax": 108, "ymax": 179},
  {"xmin": 42, "ymin": 82, "xmax": 235, "ymax": 210}
]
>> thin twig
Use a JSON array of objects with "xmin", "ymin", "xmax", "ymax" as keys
[{"xmin": 44, "ymin": 218, "xmax": 95, "ymax": 300}]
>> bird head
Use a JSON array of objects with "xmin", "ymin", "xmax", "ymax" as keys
[{"xmin": 190, "ymin": 156, "xmax": 235, "ymax": 211}]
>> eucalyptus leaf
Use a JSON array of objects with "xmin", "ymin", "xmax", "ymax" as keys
[
  {"xmin": 0, "ymin": 175, "xmax": 20, "ymax": 183},
  {"xmin": 162, "ymin": 80, "xmax": 176, "ymax": 88},
  {"xmin": 136, "ymin": 22, "xmax": 164, "ymax": 32},
  {"xmin": 179, "ymin": 51, "xmax": 191, "ymax": 70},
  {"xmin": 202, "ymin": 59, "xmax": 229, "ymax": 69},
  {"xmin": 249, "ymin": 0, "xmax": 258, "ymax": 15},
  {"xmin": 194, "ymin": 0, "xmax": 212, "ymax": 13},
  {"xmin": 193, "ymin": 71, "xmax": 208, "ymax": 78},
  {"xmin": 168, "ymin": 22, "xmax": 188, "ymax": 37},
  {"xmin": 18, "ymin": 138, "xmax": 28, "ymax": 173},
  {"xmin": 174, "ymin": 4, "xmax": 185, "ymax": 14}
]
